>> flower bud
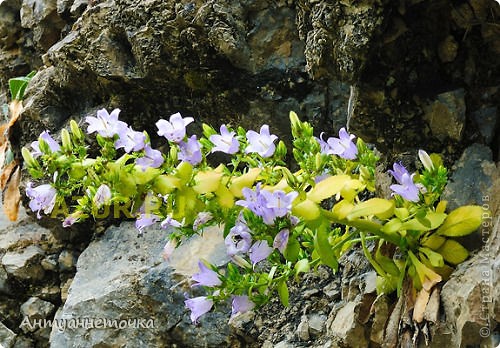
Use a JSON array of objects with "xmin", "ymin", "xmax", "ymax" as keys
[
  {"xmin": 418, "ymin": 150, "xmax": 434, "ymax": 172},
  {"xmin": 61, "ymin": 129, "xmax": 72, "ymax": 149},
  {"xmin": 22, "ymin": 147, "xmax": 37, "ymax": 168},
  {"xmin": 231, "ymin": 254, "xmax": 252, "ymax": 269},
  {"xmin": 275, "ymin": 140, "xmax": 287, "ymax": 159},
  {"xmin": 70, "ymin": 120, "xmax": 84, "ymax": 141}
]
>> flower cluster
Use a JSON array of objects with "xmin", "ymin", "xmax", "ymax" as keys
[{"xmin": 22, "ymin": 108, "xmax": 485, "ymax": 325}]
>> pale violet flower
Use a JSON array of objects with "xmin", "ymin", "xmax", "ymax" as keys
[
  {"xmin": 236, "ymin": 185, "xmax": 298, "ymax": 225},
  {"xmin": 191, "ymin": 261, "xmax": 222, "ymax": 287},
  {"xmin": 136, "ymin": 145, "xmax": 164, "ymax": 171},
  {"xmin": 249, "ymin": 240, "xmax": 273, "ymax": 266},
  {"xmin": 26, "ymin": 183, "xmax": 57, "ymax": 219},
  {"xmin": 185, "ymin": 296, "xmax": 213, "ymax": 324},
  {"xmin": 245, "ymin": 125, "xmax": 278, "ymax": 158},
  {"xmin": 388, "ymin": 162, "xmax": 409, "ymax": 184},
  {"xmin": 93, "ymin": 184, "xmax": 112, "ymax": 207},
  {"xmin": 388, "ymin": 163, "xmax": 420, "ymax": 202},
  {"xmin": 317, "ymin": 128, "xmax": 358, "ymax": 160},
  {"xmin": 62, "ymin": 216, "xmax": 78, "ymax": 227},
  {"xmin": 273, "ymin": 229, "xmax": 289, "ymax": 254},
  {"xmin": 135, "ymin": 213, "xmax": 160, "ymax": 233},
  {"xmin": 193, "ymin": 212, "xmax": 213, "ymax": 231},
  {"xmin": 160, "ymin": 216, "xmax": 183, "ymax": 229},
  {"xmin": 156, "ymin": 112, "xmax": 194, "ymax": 143},
  {"xmin": 231, "ymin": 295, "xmax": 255, "ymax": 317},
  {"xmin": 178, "ymin": 135, "xmax": 202, "ymax": 165},
  {"xmin": 225, "ymin": 223, "xmax": 252, "ymax": 256},
  {"xmin": 86, "ymin": 108, "xmax": 127, "ymax": 138},
  {"xmin": 31, "ymin": 131, "xmax": 60, "ymax": 158},
  {"xmin": 115, "ymin": 127, "xmax": 146, "ymax": 153},
  {"xmin": 209, "ymin": 125, "xmax": 239, "ymax": 154},
  {"xmin": 261, "ymin": 190, "xmax": 298, "ymax": 219}
]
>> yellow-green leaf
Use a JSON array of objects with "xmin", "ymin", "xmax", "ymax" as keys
[
  {"xmin": 294, "ymin": 259, "xmax": 310, "ymax": 281},
  {"xmin": 420, "ymin": 234, "xmax": 446, "ymax": 250},
  {"xmin": 292, "ymin": 199, "xmax": 320, "ymax": 221},
  {"xmin": 394, "ymin": 208, "xmax": 409, "ymax": 220},
  {"xmin": 153, "ymin": 175, "xmax": 181, "ymax": 195},
  {"xmin": 347, "ymin": 198, "xmax": 394, "ymax": 220},
  {"xmin": 436, "ymin": 239, "xmax": 469, "ymax": 265},
  {"xmin": 307, "ymin": 175, "xmax": 351, "ymax": 203},
  {"xmin": 215, "ymin": 184, "xmax": 234, "ymax": 209},
  {"xmin": 229, "ymin": 168, "xmax": 261, "ymax": 197},
  {"xmin": 193, "ymin": 171, "xmax": 222, "ymax": 194},
  {"xmin": 331, "ymin": 200, "xmax": 354, "ymax": 220},
  {"xmin": 340, "ymin": 179, "xmax": 364, "ymax": 201},
  {"xmin": 176, "ymin": 161, "xmax": 193, "ymax": 184},
  {"xmin": 437, "ymin": 205, "xmax": 483, "ymax": 237},
  {"xmin": 402, "ymin": 212, "xmax": 447, "ymax": 231},
  {"xmin": 381, "ymin": 218, "xmax": 403, "ymax": 234},
  {"xmin": 133, "ymin": 166, "xmax": 160, "ymax": 185}
]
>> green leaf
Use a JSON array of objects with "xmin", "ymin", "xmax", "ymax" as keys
[
  {"xmin": 437, "ymin": 205, "xmax": 484, "ymax": 237},
  {"xmin": 308, "ymin": 175, "xmax": 351, "ymax": 203},
  {"xmin": 347, "ymin": 198, "xmax": 394, "ymax": 220},
  {"xmin": 283, "ymin": 238, "xmax": 300, "ymax": 262},
  {"xmin": 294, "ymin": 258, "xmax": 310, "ymax": 281},
  {"xmin": 9, "ymin": 71, "xmax": 35, "ymax": 100},
  {"xmin": 375, "ymin": 246, "xmax": 400, "ymax": 276},
  {"xmin": 419, "ymin": 247, "xmax": 444, "ymax": 268},
  {"xmin": 376, "ymin": 274, "xmax": 398, "ymax": 295},
  {"xmin": 277, "ymin": 281, "xmax": 289, "ymax": 307},
  {"xmin": 436, "ymin": 239, "xmax": 469, "ymax": 265},
  {"xmin": 313, "ymin": 223, "xmax": 338, "ymax": 271}
]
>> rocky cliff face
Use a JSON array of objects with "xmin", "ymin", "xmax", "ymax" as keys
[{"xmin": 0, "ymin": 0, "xmax": 498, "ymax": 347}]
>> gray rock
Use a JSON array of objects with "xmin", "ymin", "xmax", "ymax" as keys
[
  {"xmin": 308, "ymin": 314, "xmax": 326, "ymax": 337},
  {"xmin": 41, "ymin": 255, "xmax": 58, "ymax": 271},
  {"xmin": 424, "ymin": 89, "xmax": 466, "ymax": 141},
  {"xmin": 0, "ymin": 220, "xmax": 58, "ymax": 252},
  {"xmin": 297, "ymin": 315, "xmax": 310, "ymax": 341},
  {"xmin": 0, "ymin": 265, "xmax": 11, "ymax": 294},
  {"xmin": 20, "ymin": 0, "xmax": 65, "ymax": 50},
  {"xmin": 472, "ymin": 106, "xmax": 498, "ymax": 145},
  {"xmin": 297, "ymin": 1, "xmax": 389, "ymax": 82},
  {"xmin": 20, "ymin": 297, "xmax": 56, "ymax": 319},
  {"xmin": 20, "ymin": 297, "xmax": 56, "ymax": 333},
  {"xmin": 49, "ymin": 221, "xmax": 233, "ymax": 347},
  {"xmin": 0, "ymin": 321, "xmax": 16, "ymax": 348},
  {"xmin": 327, "ymin": 301, "xmax": 367, "ymax": 347},
  {"xmin": 369, "ymin": 295, "xmax": 390, "ymax": 345},
  {"xmin": 0, "ymin": 0, "xmax": 21, "ymax": 49},
  {"xmin": 1, "ymin": 245, "xmax": 45, "ymax": 280},
  {"xmin": 57, "ymin": 250, "xmax": 77, "ymax": 272},
  {"xmin": 443, "ymin": 144, "xmax": 497, "ymax": 211}
]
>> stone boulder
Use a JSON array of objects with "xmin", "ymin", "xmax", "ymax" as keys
[{"xmin": 49, "ymin": 221, "xmax": 237, "ymax": 347}]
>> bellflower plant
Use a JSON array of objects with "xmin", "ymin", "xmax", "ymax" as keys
[{"xmin": 22, "ymin": 108, "xmax": 487, "ymax": 325}]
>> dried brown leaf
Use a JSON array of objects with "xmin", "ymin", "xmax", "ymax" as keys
[
  {"xmin": 7, "ymin": 100, "xmax": 23, "ymax": 129},
  {"xmin": 0, "ymin": 124, "xmax": 8, "ymax": 146},
  {"xmin": 0, "ymin": 142, "xmax": 7, "ymax": 169},
  {"xmin": 3, "ymin": 166, "xmax": 21, "ymax": 221},
  {"xmin": 413, "ymin": 288, "xmax": 431, "ymax": 323},
  {"xmin": 0, "ymin": 160, "xmax": 18, "ymax": 190}
]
